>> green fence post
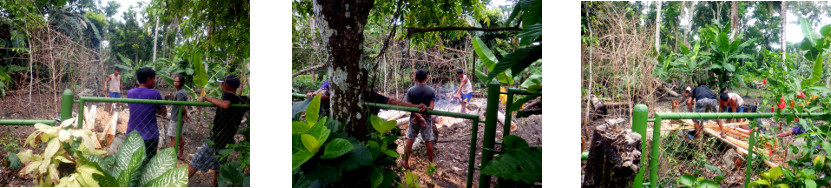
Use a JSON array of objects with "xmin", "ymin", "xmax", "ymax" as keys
[
  {"xmin": 77, "ymin": 99, "xmax": 85, "ymax": 129},
  {"xmin": 745, "ymin": 122, "xmax": 756, "ymax": 187},
  {"xmin": 649, "ymin": 115, "xmax": 662, "ymax": 188},
  {"xmin": 61, "ymin": 89, "xmax": 73, "ymax": 124},
  {"xmin": 479, "ymin": 80, "xmax": 500, "ymax": 188},
  {"xmin": 504, "ymin": 90, "xmax": 514, "ymax": 138},
  {"xmin": 467, "ymin": 118, "xmax": 479, "ymax": 188},
  {"xmin": 632, "ymin": 104, "xmax": 648, "ymax": 188},
  {"xmin": 176, "ymin": 105, "xmax": 184, "ymax": 155}
]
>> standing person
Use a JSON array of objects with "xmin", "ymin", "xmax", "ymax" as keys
[
  {"xmin": 305, "ymin": 80, "xmax": 330, "ymax": 116},
  {"xmin": 104, "ymin": 67, "xmax": 123, "ymax": 113},
  {"xmin": 167, "ymin": 74, "xmax": 189, "ymax": 159},
  {"xmin": 453, "ymin": 69, "xmax": 473, "ymax": 113},
  {"xmin": 686, "ymin": 82, "xmax": 726, "ymax": 138},
  {"xmin": 401, "ymin": 69, "xmax": 436, "ymax": 169},
  {"xmin": 719, "ymin": 90, "xmax": 746, "ymax": 123},
  {"xmin": 189, "ymin": 75, "xmax": 249, "ymax": 187},
  {"xmin": 126, "ymin": 67, "xmax": 166, "ymax": 164}
]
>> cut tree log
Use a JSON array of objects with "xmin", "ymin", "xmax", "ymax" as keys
[{"xmin": 583, "ymin": 125, "xmax": 642, "ymax": 187}]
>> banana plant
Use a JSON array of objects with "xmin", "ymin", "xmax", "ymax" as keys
[{"xmin": 700, "ymin": 24, "xmax": 756, "ymax": 90}]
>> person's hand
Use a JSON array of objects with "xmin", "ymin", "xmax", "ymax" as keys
[
  {"xmin": 417, "ymin": 104, "xmax": 428, "ymax": 113},
  {"xmin": 454, "ymin": 93, "xmax": 461, "ymax": 99},
  {"xmin": 306, "ymin": 92, "xmax": 315, "ymax": 98}
]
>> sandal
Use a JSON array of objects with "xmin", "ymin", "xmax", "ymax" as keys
[{"xmin": 399, "ymin": 160, "xmax": 410, "ymax": 170}]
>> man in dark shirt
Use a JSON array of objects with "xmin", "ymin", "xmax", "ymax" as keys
[
  {"xmin": 188, "ymin": 75, "xmax": 249, "ymax": 186},
  {"xmin": 402, "ymin": 69, "xmax": 436, "ymax": 169},
  {"xmin": 686, "ymin": 83, "xmax": 725, "ymax": 139},
  {"xmin": 360, "ymin": 68, "xmax": 428, "ymax": 116}
]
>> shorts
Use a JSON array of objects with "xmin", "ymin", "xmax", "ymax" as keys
[
  {"xmin": 724, "ymin": 106, "xmax": 745, "ymax": 113},
  {"xmin": 167, "ymin": 119, "xmax": 181, "ymax": 137},
  {"xmin": 406, "ymin": 117, "xmax": 435, "ymax": 141},
  {"xmin": 142, "ymin": 138, "xmax": 159, "ymax": 166},
  {"xmin": 109, "ymin": 92, "xmax": 121, "ymax": 98},
  {"xmin": 190, "ymin": 142, "xmax": 220, "ymax": 172},
  {"xmin": 694, "ymin": 98, "xmax": 718, "ymax": 122},
  {"xmin": 461, "ymin": 92, "xmax": 473, "ymax": 103}
]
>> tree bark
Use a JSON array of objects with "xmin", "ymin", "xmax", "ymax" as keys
[
  {"xmin": 292, "ymin": 63, "xmax": 327, "ymax": 78},
  {"xmin": 313, "ymin": 0, "xmax": 375, "ymax": 141},
  {"xmin": 730, "ymin": 1, "xmax": 739, "ymax": 40},
  {"xmin": 582, "ymin": 125, "xmax": 643, "ymax": 187},
  {"xmin": 780, "ymin": 1, "xmax": 788, "ymax": 68},
  {"xmin": 152, "ymin": 16, "xmax": 159, "ymax": 63},
  {"xmin": 655, "ymin": 1, "xmax": 662, "ymax": 54}
]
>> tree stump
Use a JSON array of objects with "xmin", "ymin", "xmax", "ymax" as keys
[{"xmin": 582, "ymin": 125, "xmax": 643, "ymax": 187}]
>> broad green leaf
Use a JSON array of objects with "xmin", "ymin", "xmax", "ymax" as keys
[
  {"xmin": 769, "ymin": 166, "xmax": 783, "ymax": 179},
  {"xmin": 143, "ymin": 166, "xmax": 188, "ymax": 187},
  {"xmin": 367, "ymin": 140, "xmax": 381, "ymax": 160},
  {"xmin": 802, "ymin": 54, "xmax": 824, "ymax": 87},
  {"xmin": 751, "ymin": 178, "xmax": 770, "ymax": 185},
  {"xmin": 370, "ymin": 115, "xmax": 396, "ymax": 134},
  {"xmin": 159, "ymin": 74, "xmax": 175, "ymax": 88},
  {"xmin": 486, "ymin": 45, "xmax": 542, "ymax": 82},
  {"xmin": 292, "ymin": 121, "xmax": 310, "ymax": 134},
  {"xmin": 117, "ymin": 142, "xmax": 146, "ymax": 187},
  {"xmin": 518, "ymin": 23, "xmax": 541, "ymax": 46},
  {"xmin": 139, "ymin": 148, "xmax": 178, "ymax": 186},
  {"xmin": 801, "ymin": 17, "xmax": 818, "ymax": 46},
  {"xmin": 502, "ymin": 135, "xmax": 529, "ymax": 150},
  {"xmin": 480, "ymin": 147, "xmax": 542, "ymax": 184},
  {"xmin": 7, "ymin": 152, "xmax": 22, "ymax": 170},
  {"xmin": 191, "ymin": 52, "xmax": 208, "ymax": 87},
  {"xmin": 473, "ymin": 37, "xmax": 498, "ymax": 70},
  {"xmin": 306, "ymin": 94, "xmax": 321, "ymax": 125},
  {"xmin": 113, "ymin": 131, "xmax": 145, "ymax": 178},
  {"xmin": 320, "ymin": 138, "xmax": 354, "ymax": 159},
  {"xmin": 292, "ymin": 150, "xmax": 313, "ymax": 171},
  {"xmin": 732, "ymin": 54, "xmax": 752, "ymax": 59},
  {"xmin": 510, "ymin": 95, "xmax": 537, "ymax": 112},
  {"xmin": 370, "ymin": 167, "xmax": 383, "ymax": 188},
  {"xmin": 527, "ymin": 84, "xmax": 541, "ymax": 93},
  {"xmin": 43, "ymin": 138, "xmax": 60, "ymax": 159},
  {"xmin": 718, "ymin": 31, "xmax": 729, "ymax": 50},
  {"xmin": 384, "ymin": 150, "xmax": 399, "ymax": 158},
  {"xmin": 806, "ymin": 179, "xmax": 817, "ymax": 188},
  {"xmin": 822, "ymin": 25, "xmax": 831, "ymax": 37},
  {"xmin": 823, "ymin": 141, "xmax": 831, "ymax": 157},
  {"xmin": 723, "ymin": 62, "xmax": 736, "ymax": 72},
  {"xmin": 292, "ymin": 98, "xmax": 313, "ymax": 120},
  {"xmin": 301, "ymin": 134, "xmax": 320, "ymax": 153},
  {"xmin": 699, "ymin": 180, "xmax": 719, "ymax": 188},
  {"xmin": 306, "ymin": 119, "xmax": 330, "ymax": 144},
  {"xmin": 521, "ymin": 0, "xmax": 541, "ymax": 28}
]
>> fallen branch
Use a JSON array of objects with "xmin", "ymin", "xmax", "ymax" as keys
[
  {"xmin": 292, "ymin": 63, "xmax": 328, "ymax": 78},
  {"xmin": 405, "ymin": 26, "xmax": 522, "ymax": 38}
]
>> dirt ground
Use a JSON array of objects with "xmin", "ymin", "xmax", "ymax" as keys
[
  {"xmin": 379, "ymin": 94, "xmax": 543, "ymax": 188},
  {"xmin": 580, "ymin": 93, "xmax": 781, "ymax": 186},
  {"xmin": 0, "ymin": 89, "xmax": 244, "ymax": 187}
]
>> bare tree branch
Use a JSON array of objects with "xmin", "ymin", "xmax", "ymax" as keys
[
  {"xmin": 292, "ymin": 63, "xmax": 328, "ymax": 78},
  {"xmin": 405, "ymin": 26, "xmax": 522, "ymax": 38}
]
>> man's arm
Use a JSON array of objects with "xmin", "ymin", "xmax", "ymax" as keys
[
  {"xmin": 201, "ymin": 96, "xmax": 231, "ymax": 109},
  {"xmin": 387, "ymin": 98, "xmax": 428, "ymax": 112},
  {"xmin": 777, "ymin": 130, "xmax": 794, "ymax": 137},
  {"xmin": 456, "ymin": 78, "xmax": 468, "ymax": 95},
  {"xmin": 104, "ymin": 75, "xmax": 111, "ymax": 92},
  {"xmin": 687, "ymin": 97, "xmax": 694, "ymax": 112}
]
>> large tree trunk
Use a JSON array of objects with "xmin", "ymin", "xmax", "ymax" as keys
[
  {"xmin": 654, "ymin": 1, "xmax": 662, "ymax": 54},
  {"xmin": 780, "ymin": 1, "xmax": 788, "ymax": 68},
  {"xmin": 313, "ymin": 0, "xmax": 375, "ymax": 141},
  {"xmin": 582, "ymin": 125, "xmax": 643, "ymax": 187},
  {"xmin": 152, "ymin": 16, "xmax": 160, "ymax": 63},
  {"xmin": 730, "ymin": 1, "xmax": 739, "ymax": 40}
]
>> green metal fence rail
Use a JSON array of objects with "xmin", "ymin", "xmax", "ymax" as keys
[
  {"xmin": 632, "ymin": 104, "xmax": 827, "ymax": 188},
  {"xmin": 0, "ymin": 119, "xmax": 55, "ymax": 126}
]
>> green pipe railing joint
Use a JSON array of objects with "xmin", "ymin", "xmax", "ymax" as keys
[
  {"xmin": 632, "ymin": 104, "xmax": 648, "ymax": 188},
  {"xmin": 478, "ymin": 80, "xmax": 501, "ymax": 188}
]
